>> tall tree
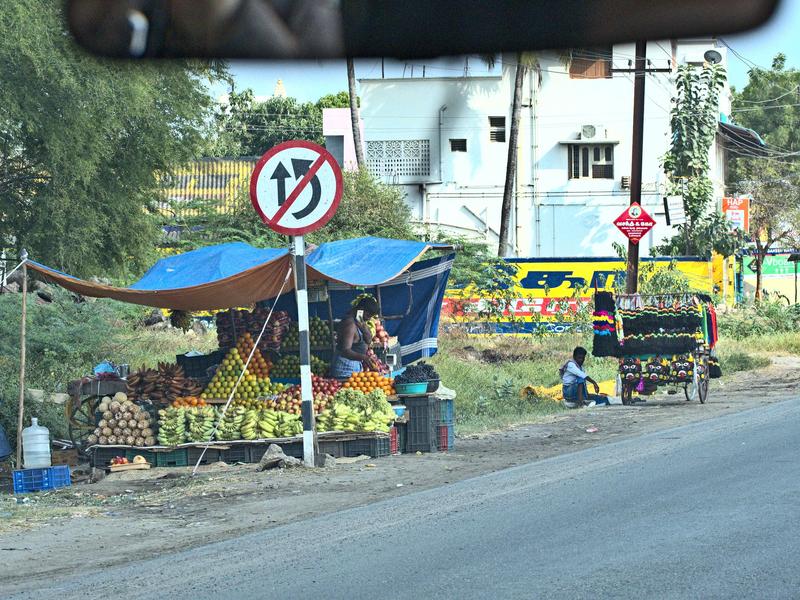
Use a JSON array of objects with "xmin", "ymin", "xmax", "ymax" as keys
[
  {"xmin": 498, "ymin": 54, "xmax": 527, "ymax": 257},
  {"xmin": 212, "ymin": 91, "xmax": 325, "ymax": 157},
  {"xmin": 347, "ymin": 58, "xmax": 366, "ymax": 168},
  {"xmin": 0, "ymin": 0, "xmax": 222, "ymax": 278},
  {"xmin": 729, "ymin": 54, "xmax": 800, "ymax": 299},
  {"xmin": 656, "ymin": 63, "xmax": 730, "ymax": 258}
]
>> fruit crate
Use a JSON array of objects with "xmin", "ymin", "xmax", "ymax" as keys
[
  {"xmin": 155, "ymin": 448, "xmax": 189, "ymax": 468},
  {"xmin": 437, "ymin": 424, "xmax": 455, "ymax": 452},
  {"xmin": 436, "ymin": 398, "xmax": 454, "ymax": 425},
  {"xmin": 187, "ymin": 447, "xmax": 223, "ymax": 466},
  {"xmin": 396, "ymin": 423, "xmax": 407, "ymax": 454},
  {"xmin": 279, "ymin": 440, "xmax": 304, "ymax": 460},
  {"xmin": 90, "ymin": 446, "xmax": 128, "ymax": 468},
  {"xmin": 405, "ymin": 396, "xmax": 438, "ymax": 453},
  {"xmin": 13, "ymin": 465, "xmax": 71, "ymax": 494},
  {"xmin": 220, "ymin": 445, "xmax": 249, "ymax": 464},
  {"xmin": 342, "ymin": 435, "xmax": 390, "ymax": 458},
  {"xmin": 390, "ymin": 426, "xmax": 399, "ymax": 455},
  {"xmin": 176, "ymin": 349, "xmax": 225, "ymax": 381},
  {"xmin": 125, "ymin": 449, "xmax": 159, "ymax": 465},
  {"xmin": 318, "ymin": 439, "xmax": 345, "ymax": 458}
]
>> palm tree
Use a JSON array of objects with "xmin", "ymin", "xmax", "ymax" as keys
[
  {"xmin": 347, "ymin": 58, "xmax": 365, "ymax": 168},
  {"xmin": 483, "ymin": 52, "xmax": 570, "ymax": 257}
]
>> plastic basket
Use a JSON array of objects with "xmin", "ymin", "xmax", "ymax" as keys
[
  {"xmin": 342, "ymin": 435, "xmax": 390, "ymax": 458},
  {"xmin": 125, "ymin": 449, "xmax": 159, "ymax": 465},
  {"xmin": 13, "ymin": 465, "xmax": 71, "ymax": 494},
  {"xmin": 405, "ymin": 396, "xmax": 438, "ymax": 453},
  {"xmin": 396, "ymin": 423, "xmax": 407, "ymax": 454},
  {"xmin": 318, "ymin": 439, "xmax": 345, "ymax": 458},
  {"xmin": 187, "ymin": 447, "xmax": 223, "ymax": 466},
  {"xmin": 436, "ymin": 398, "xmax": 454, "ymax": 425},
  {"xmin": 395, "ymin": 382, "xmax": 429, "ymax": 395},
  {"xmin": 437, "ymin": 424, "xmax": 455, "ymax": 452},
  {"xmin": 176, "ymin": 349, "xmax": 224, "ymax": 381},
  {"xmin": 155, "ymin": 448, "xmax": 189, "ymax": 468},
  {"xmin": 220, "ymin": 445, "xmax": 248, "ymax": 464},
  {"xmin": 90, "ymin": 446, "xmax": 127, "ymax": 468}
]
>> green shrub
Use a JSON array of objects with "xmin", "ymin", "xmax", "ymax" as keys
[{"xmin": 718, "ymin": 302, "xmax": 800, "ymax": 339}]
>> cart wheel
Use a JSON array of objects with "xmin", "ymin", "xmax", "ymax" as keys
[
  {"xmin": 621, "ymin": 382, "xmax": 634, "ymax": 405},
  {"xmin": 66, "ymin": 396, "xmax": 99, "ymax": 455},
  {"xmin": 698, "ymin": 375, "xmax": 709, "ymax": 404}
]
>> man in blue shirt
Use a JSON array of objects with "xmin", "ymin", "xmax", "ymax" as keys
[{"xmin": 559, "ymin": 346, "xmax": 601, "ymax": 408}]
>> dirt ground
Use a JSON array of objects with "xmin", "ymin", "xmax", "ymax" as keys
[{"xmin": 2, "ymin": 356, "xmax": 798, "ymax": 593}]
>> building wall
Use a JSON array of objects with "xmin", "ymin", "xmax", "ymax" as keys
[
  {"xmin": 331, "ymin": 41, "xmax": 730, "ymax": 257},
  {"xmin": 322, "ymin": 108, "xmax": 363, "ymax": 172}
]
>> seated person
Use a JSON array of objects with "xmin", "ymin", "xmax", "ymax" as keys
[
  {"xmin": 330, "ymin": 296, "xmax": 379, "ymax": 380},
  {"xmin": 559, "ymin": 346, "xmax": 601, "ymax": 409}
]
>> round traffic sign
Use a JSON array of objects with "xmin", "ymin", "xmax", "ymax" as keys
[{"xmin": 250, "ymin": 140, "xmax": 343, "ymax": 236}]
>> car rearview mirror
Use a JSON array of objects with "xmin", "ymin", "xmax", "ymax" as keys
[{"xmin": 67, "ymin": 0, "xmax": 779, "ymax": 60}]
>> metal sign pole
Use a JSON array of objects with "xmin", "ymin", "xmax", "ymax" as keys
[{"xmin": 292, "ymin": 236, "xmax": 318, "ymax": 466}]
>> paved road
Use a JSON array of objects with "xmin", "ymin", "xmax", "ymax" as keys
[{"xmin": 10, "ymin": 399, "xmax": 800, "ymax": 599}]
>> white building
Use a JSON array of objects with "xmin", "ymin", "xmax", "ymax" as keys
[{"xmin": 328, "ymin": 41, "xmax": 734, "ymax": 257}]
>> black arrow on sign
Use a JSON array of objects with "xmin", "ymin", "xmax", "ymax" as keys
[
  {"xmin": 270, "ymin": 162, "xmax": 292, "ymax": 206},
  {"xmin": 291, "ymin": 158, "xmax": 322, "ymax": 219}
]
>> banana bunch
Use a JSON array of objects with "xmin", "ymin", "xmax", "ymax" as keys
[
  {"xmin": 257, "ymin": 409, "xmax": 280, "ymax": 438},
  {"xmin": 240, "ymin": 409, "xmax": 260, "ymax": 440},
  {"xmin": 216, "ymin": 406, "xmax": 246, "ymax": 441},
  {"xmin": 273, "ymin": 411, "xmax": 303, "ymax": 437},
  {"xmin": 157, "ymin": 407, "xmax": 187, "ymax": 446},
  {"xmin": 185, "ymin": 406, "xmax": 217, "ymax": 442},
  {"xmin": 316, "ymin": 402, "xmax": 395, "ymax": 433}
]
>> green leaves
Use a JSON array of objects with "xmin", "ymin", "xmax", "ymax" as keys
[
  {"xmin": 659, "ymin": 63, "xmax": 729, "ymax": 257},
  {"xmin": 0, "ymin": 1, "xmax": 223, "ymax": 277}
]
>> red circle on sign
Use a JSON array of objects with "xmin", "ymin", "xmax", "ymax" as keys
[{"xmin": 249, "ymin": 140, "xmax": 343, "ymax": 236}]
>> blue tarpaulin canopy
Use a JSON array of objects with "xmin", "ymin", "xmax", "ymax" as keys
[{"xmin": 29, "ymin": 237, "xmax": 455, "ymax": 362}]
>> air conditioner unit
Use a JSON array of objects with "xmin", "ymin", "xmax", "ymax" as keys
[
  {"xmin": 580, "ymin": 124, "xmax": 606, "ymax": 140},
  {"xmin": 680, "ymin": 46, "xmax": 726, "ymax": 66}
]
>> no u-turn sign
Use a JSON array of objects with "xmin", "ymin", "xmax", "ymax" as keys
[{"xmin": 250, "ymin": 140, "xmax": 343, "ymax": 235}]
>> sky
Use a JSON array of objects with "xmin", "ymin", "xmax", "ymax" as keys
[{"xmin": 218, "ymin": 0, "xmax": 800, "ymax": 102}]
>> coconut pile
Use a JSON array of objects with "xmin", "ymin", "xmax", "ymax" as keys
[{"xmin": 87, "ymin": 392, "xmax": 156, "ymax": 447}]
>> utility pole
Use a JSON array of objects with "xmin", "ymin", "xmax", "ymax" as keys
[
  {"xmin": 626, "ymin": 40, "xmax": 647, "ymax": 294},
  {"xmin": 613, "ymin": 42, "xmax": 671, "ymax": 293}
]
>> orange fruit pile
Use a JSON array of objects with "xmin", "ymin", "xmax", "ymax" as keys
[
  {"xmin": 236, "ymin": 333, "xmax": 271, "ymax": 378},
  {"xmin": 342, "ymin": 371, "xmax": 395, "ymax": 395},
  {"xmin": 172, "ymin": 396, "xmax": 207, "ymax": 408}
]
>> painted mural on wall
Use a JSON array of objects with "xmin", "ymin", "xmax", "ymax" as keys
[{"xmin": 443, "ymin": 257, "xmax": 719, "ymax": 333}]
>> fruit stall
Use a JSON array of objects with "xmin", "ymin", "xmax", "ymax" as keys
[
  {"xmin": 25, "ymin": 237, "xmax": 457, "ymax": 472},
  {"xmin": 592, "ymin": 291, "xmax": 721, "ymax": 405}
]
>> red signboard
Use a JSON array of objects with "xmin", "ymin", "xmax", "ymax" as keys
[
  {"xmin": 614, "ymin": 202, "xmax": 656, "ymax": 244},
  {"xmin": 722, "ymin": 196, "xmax": 750, "ymax": 232}
]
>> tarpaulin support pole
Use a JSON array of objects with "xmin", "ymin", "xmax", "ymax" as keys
[
  {"xmin": 293, "ymin": 236, "xmax": 319, "ymax": 467},
  {"xmin": 16, "ymin": 250, "xmax": 28, "ymax": 468}
]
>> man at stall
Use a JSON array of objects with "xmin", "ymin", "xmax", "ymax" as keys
[
  {"xmin": 330, "ymin": 296, "xmax": 379, "ymax": 380},
  {"xmin": 559, "ymin": 346, "xmax": 601, "ymax": 408}
]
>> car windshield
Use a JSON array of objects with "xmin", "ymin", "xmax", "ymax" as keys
[{"xmin": 3, "ymin": 2, "xmax": 800, "ymax": 599}]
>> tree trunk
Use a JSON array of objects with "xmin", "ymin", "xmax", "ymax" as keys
[
  {"xmin": 347, "ymin": 58, "xmax": 365, "ymax": 169},
  {"xmin": 498, "ymin": 55, "xmax": 526, "ymax": 257},
  {"xmin": 754, "ymin": 238, "xmax": 765, "ymax": 301}
]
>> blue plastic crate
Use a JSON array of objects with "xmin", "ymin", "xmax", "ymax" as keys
[
  {"xmin": 436, "ymin": 398, "xmax": 454, "ymax": 425},
  {"xmin": 13, "ymin": 465, "xmax": 71, "ymax": 494}
]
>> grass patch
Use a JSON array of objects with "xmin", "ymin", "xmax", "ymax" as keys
[{"xmin": 431, "ymin": 332, "xmax": 618, "ymax": 433}]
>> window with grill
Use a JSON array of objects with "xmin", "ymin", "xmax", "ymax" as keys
[
  {"xmin": 569, "ymin": 47, "xmax": 613, "ymax": 79},
  {"xmin": 450, "ymin": 139, "xmax": 467, "ymax": 152},
  {"xmin": 567, "ymin": 144, "xmax": 614, "ymax": 179},
  {"xmin": 489, "ymin": 117, "xmax": 506, "ymax": 142},
  {"xmin": 365, "ymin": 139, "xmax": 431, "ymax": 179}
]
